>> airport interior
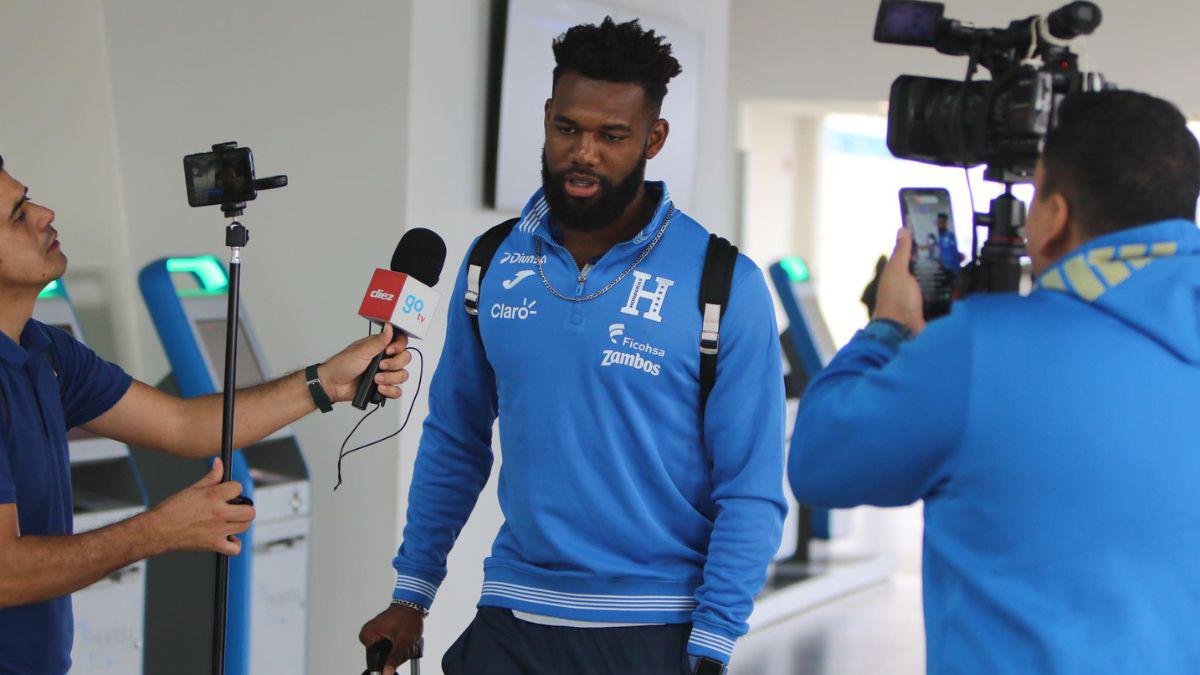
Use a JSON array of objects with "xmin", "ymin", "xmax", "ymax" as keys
[{"xmin": 1, "ymin": 0, "xmax": 1199, "ymax": 673}]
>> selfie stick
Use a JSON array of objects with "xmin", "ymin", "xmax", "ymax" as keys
[{"xmin": 209, "ymin": 142, "xmax": 287, "ymax": 675}]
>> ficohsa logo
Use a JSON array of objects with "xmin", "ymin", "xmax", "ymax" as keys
[
  {"xmin": 370, "ymin": 288, "xmax": 396, "ymax": 302},
  {"xmin": 600, "ymin": 349, "xmax": 661, "ymax": 376}
]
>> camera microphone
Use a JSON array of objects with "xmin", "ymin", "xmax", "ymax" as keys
[
  {"xmin": 352, "ymin": 228, "xmax": 448, "ymax": 409},
  {"xmin": 1046, "ymin": 1, "xmax": 1102, "ymax": 40}
]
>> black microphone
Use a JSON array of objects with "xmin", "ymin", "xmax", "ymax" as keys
[
  {"xmin": 352, "ymin": 228, "xmax": 447, "ymax": 409},
  {"xmin": 1046, "ymin": 1, "xmax": 1102, "ymax": 40}
]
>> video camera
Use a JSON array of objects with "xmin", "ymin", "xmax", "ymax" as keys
[{"xmin": 874, "ymin": 1, "xmax": 1109, "ymax": 296}]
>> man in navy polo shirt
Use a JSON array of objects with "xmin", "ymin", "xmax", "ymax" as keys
[{"xmin": 0, "ymin": 154, "xmax": 412, "ymax": 674}]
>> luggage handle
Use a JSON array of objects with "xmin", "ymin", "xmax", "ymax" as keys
[{"xmin": 364, "ymin": 637, "xmax": 423, "ymax": 675}]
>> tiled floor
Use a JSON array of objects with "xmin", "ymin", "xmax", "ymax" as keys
[{"xmin": 733, "ymin": 574, "xmax": 925, "ymax": 675}]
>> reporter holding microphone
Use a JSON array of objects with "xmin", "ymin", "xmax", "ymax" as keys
[{"xmin": 0, "ymin": 154, "xmax": 411, "ymax": 674}]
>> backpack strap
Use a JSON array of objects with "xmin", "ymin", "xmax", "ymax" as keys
[
  {"xmin": 464, "ymin": 218, "xmax": 521, "ymax": 340},
  {"xmin": 698, "ymin": 234, "xmax": 739, "ymax": 411}
]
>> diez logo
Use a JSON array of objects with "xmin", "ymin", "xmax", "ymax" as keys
[
  {"xmin": 499, "ymin": 251, "xmax": 546, "ymax": 265},
  {"xmin": 503, "ymin": 270, "xmax": 536, "ymax": 290},
  {"xmin": 369, "ymin": 288, "xmax": 396, "ymax": 302},
  {"xmin": 620, "ymin": 271, "xmax": 674, "ymax": 323},
  {"xmin": 491, "ymin": 298, "xmax": 539, "ymax": 320},
  {"xmin": 400, "ymin": 294, "xmax": 425, "ymax": 315}
]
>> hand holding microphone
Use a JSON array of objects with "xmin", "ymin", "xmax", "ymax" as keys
[
  {"xmin": 316, "ymin": 325, "xmax": 412, "ymax": 403},
  {"xmin": 353, "ymin": 228, "xmax": 447, "ymax": 409}
]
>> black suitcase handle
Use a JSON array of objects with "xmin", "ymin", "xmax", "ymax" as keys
[{"xmin": 364, "ymin": 637, "xmax": 423, "ymax": 674}]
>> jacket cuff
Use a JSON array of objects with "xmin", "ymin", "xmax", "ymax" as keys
[
  {"xmin": 686, "ymin": 619, "xmax": 739, "ymax": 665},
  {"xmin": 859, "ymin": 319, "xmax": 912, "ymax": 351},
  {"xmin": 391, "ymin": 573, "xmax": 439, "ymax": 608}
]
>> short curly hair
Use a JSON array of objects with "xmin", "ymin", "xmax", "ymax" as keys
[
  {"xmin": 552, "ymin": 17, "xmax": 682, "ymax": 111},
  {"xmin": 1041, "ymin": 90, "xmax": 1200, "ymax": 236}
]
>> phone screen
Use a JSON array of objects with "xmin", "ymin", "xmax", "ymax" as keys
[
  {"xmin": 899, "ymin": 187, "xmax": 959, "ymax": 317},
  {"xmin": 183, "ymin": 147, "xmax": 256, "ymax": 207}
]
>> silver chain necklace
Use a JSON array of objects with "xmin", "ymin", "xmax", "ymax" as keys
[{"xmin": 535, "ymin": 205, "xmax": 674, "ymax": 303}]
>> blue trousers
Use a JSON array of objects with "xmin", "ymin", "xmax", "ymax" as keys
[{"xmin": 442, "ymin": 607, "xmax": 694, "ymax": 674}]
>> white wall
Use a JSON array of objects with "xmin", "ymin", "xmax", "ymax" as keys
[
  {"xmin": 400, "ymin": 0, "xmax": 733, "ymax": 664},
  {"xmin": 729, "ymin": 0, "xmax": 1200, "ymax": 115},
  {"xmin": 729, "ymin": 0, "xmax": 1200, "ymax": 296},
  {"xmin": 99, "ymin": 1, "xmax": 414, "ymax": 671},
  {"xmin": 0, "ymin": 0, "xmax": 141, "ymax": 366}
]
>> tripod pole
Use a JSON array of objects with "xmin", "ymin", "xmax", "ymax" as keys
[
  {"xmin": 212, "ymin": 219, "xmax": 249, "ymax": 675},
  {"xmin": 963, "ymin": 184, "xmax": 1027, "ymax": 297}
]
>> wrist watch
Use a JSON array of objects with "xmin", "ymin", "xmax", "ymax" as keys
[
  {"xmin": 304, "ymin": 363, "xmax": 334, "ymax": 413},
  {"xmin": 694, "ymin": 656, "xmax": 727, "ymax": 674}
]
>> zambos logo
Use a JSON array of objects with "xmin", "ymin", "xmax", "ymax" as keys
[{"xmin": 600, "ymin": 349, "xmax": 661, "ymax": 376}]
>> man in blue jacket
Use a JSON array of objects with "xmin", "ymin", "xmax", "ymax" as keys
[
  {"xmin": 790, "ymin": 90, "xmax": 1200, "ymax": 673},
  {"xmin": 359, "ymin": 17, "xmax": 785, "ymax": 675}
]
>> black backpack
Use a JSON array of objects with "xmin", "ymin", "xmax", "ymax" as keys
[{"xmin": 461, "ymin": 218, "xmax": 738, "ymax": 411}]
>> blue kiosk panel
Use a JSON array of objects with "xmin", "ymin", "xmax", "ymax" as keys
[
  {"xmin": 34, "ymin": 280, "xmax": 149, "ymax": 674},
  {"xmin": 137, "ymin": 256, "xmax": 310, "ymax": 675},
  {"xmin": 769, "ymin": 258, "xmax": 846, "ymax": 540}
]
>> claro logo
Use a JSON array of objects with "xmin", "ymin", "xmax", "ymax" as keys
[
  {"xmin": 491, "ymin": 298, "xmax": 539, "ymax": 320},
  {"xmin": 369, "ymin": 288, "xmax": 396, "ymax": 302}
]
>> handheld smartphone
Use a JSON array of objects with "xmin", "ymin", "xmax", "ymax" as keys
[
  {"xmin": 183, "ymin": 146, "xmax": 256, "ymax": 207},
  {"xmin": 899, "ymin": 187, "xmax": 960, "ymax": 319}
]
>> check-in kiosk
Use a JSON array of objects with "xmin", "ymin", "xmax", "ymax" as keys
[
  {"xmin": 34, "ymin": 280, "xmax": 149, "ymax": 674},
  {"xmin": 769, "ymin": 258, "xmax": 851, "ymax": 550},
  {"xmin": 135, "ymin": 256, "xmax": 310, "ymax": 675}
]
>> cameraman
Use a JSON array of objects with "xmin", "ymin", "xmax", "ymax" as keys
[
  {"xmin": 0, "ymin": 155, "xmax": 411, "ymax": 674},
  {"xmin": 790, "ymin": 90, "xmax": 1200, "ymax": 673}
]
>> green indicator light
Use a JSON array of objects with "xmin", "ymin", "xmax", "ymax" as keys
[
  {"xmin": 780, "ymin": 257, "xmax": 810, "ymax": 283},
  {"xmin": 166, "ymin": 256, "xmax": 228, "ymax": 295},
  {"xmin": 38, "ymin": 280, "xmax": 64, "ymax": 299}
]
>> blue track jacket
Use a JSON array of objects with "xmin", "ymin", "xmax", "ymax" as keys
[
  {"xmin": 392, "ymin": 183, "xmax": 786, "ymax": 664},
  {"xmin": 790, "ymin": 219, "xmax": 1200, "ymax": 673}
]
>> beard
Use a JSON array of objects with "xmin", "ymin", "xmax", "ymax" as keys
[{"xmin": 541, "ymin": 148, "xmax": 646, "ymax": 233}]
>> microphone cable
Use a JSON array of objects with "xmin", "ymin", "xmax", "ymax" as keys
[{"xmin": 334, "ymin": 322, "xmax": 426, "ymax": 491}]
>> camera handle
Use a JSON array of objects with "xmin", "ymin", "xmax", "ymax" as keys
[{"xmin": 960, "ymin": 186, "xmax": 1026, "ymax": 297}]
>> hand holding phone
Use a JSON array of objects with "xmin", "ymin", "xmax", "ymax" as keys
[{"xmin": 898, "ymin": 187, "xmax": 962, "ymax": 319}]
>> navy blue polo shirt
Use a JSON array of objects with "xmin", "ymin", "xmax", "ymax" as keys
[{"xmin": 0, "ymin": 320, "xmax": 132, "ymax": 674}]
